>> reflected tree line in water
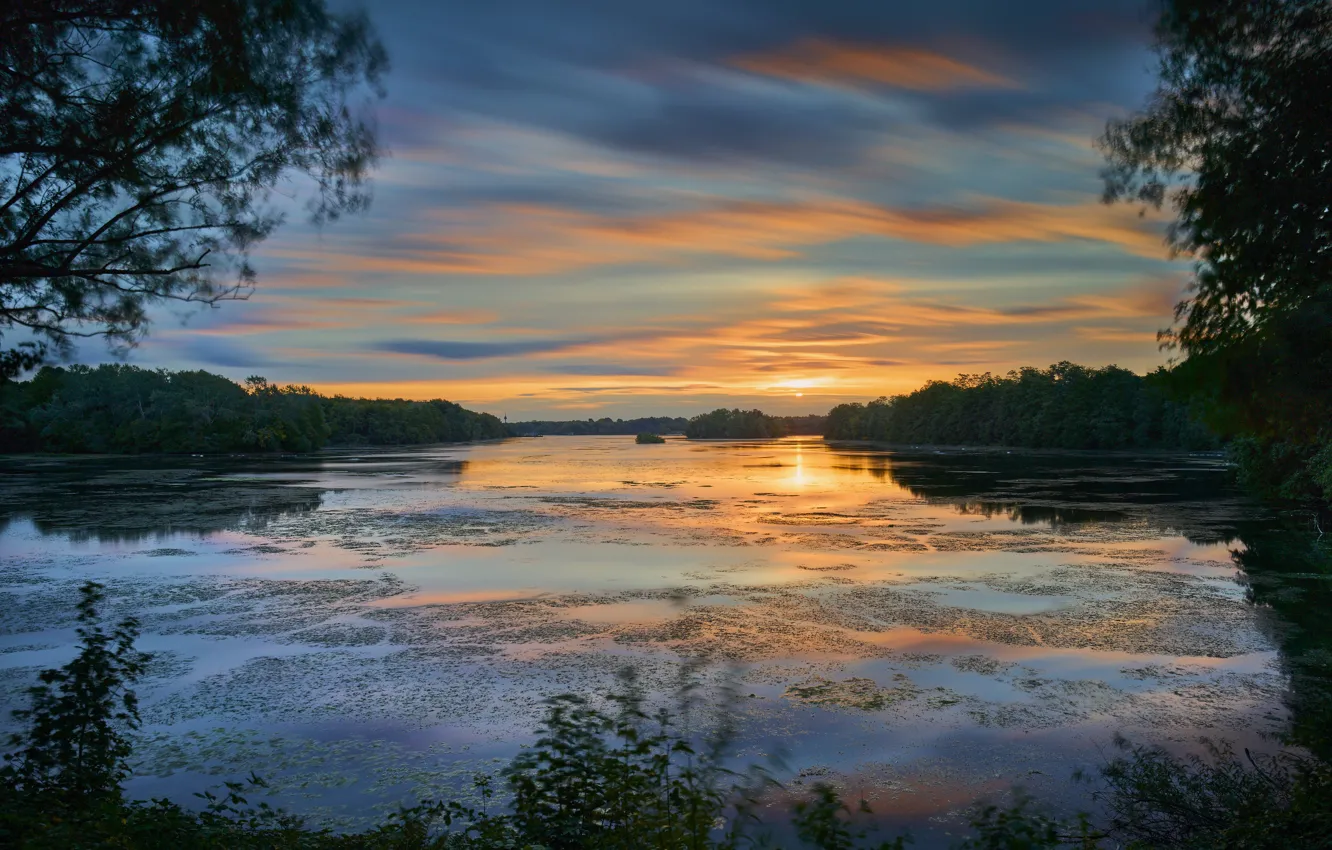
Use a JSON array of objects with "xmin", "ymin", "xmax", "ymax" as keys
[
  {"xmin": 841, "ymin": 447, "xmax": 1332, "ymax": 761},
  {"xmin": 0, "ymin": 456, "xmax": 328, "ymax": 543}
]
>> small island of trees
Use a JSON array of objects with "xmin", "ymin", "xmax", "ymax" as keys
[
  {"xmin": 509, "ymin": 416, "xmax": 689, "ymax": 437},
  {"xmin": 635, "ymin": 433, "xmax": 666, "ymax": 444},
  {"xmin": 685, "ymin": 408, "xmax": 788, "ymax": 439}
]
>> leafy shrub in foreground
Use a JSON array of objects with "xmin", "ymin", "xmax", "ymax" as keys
[{"xmin": 1098, "ymin": 736, "xmax": 1332, "ymax": 849}]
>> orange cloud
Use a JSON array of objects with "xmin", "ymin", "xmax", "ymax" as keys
[
  {"xmin": 397, "ymin": 309, "xmax": 501, "ymax": 325},
  {"xmin": 1074, "ymin": 327, "xmax": 1162, "ymax": 344},
  {"xmin": 317, "ymin": 296, "xmax": 431, "ymax": 309},
  {"xmin": 764, "ymin": 274, "xmax": 1179, "ymax": 334},
  {"xmin": 1066, "ymin": 275, "xmax": 1186, "ymax": 318},
  {"xmin": 734, "ymin": 39, "xmax": 1019, "ymax": 91},
  {"xmin": 275, "ymin": 196, "xmax": 1172, "ymax": 279},
  {"xmin": 258, "ymin": 269, "xmax": 1179, "ymax": 411}
]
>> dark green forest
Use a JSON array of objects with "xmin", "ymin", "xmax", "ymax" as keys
[
  {"xmin": 0, "ymin": 366, "xmax": 506, "ymax": 454},
  {"xmin": 516, "ymin": 413, "xmax": 826, "ymax": 438},
  {"xmin": 1096, "ymin": 0, "xmax": 1332, "ymax": 505},
  {"xmin": 508, "ymin": 416, "xmax": 690, "ymax": 436},
  {"xmin": 778, "ymin": 413, "xmax": 829, "ymax": 435},
  {"xmin": 825, "ymin": 363, "xmax": 1218, "ymax": 451},
  {"xmin": 685, "ymin": 408, "xmax": 790, "ymax": 439}
]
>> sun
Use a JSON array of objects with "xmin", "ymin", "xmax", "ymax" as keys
[{"xmin": 795, "ymin": 392, "xmax": 804, "ymax": 397}]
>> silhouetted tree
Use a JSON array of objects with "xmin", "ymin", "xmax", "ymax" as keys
[
  {"xmin": 685, "ymin": 408, "xmax": 787, "ymax": 439},
  {"xmin": 0, "ymin": 365, "xmax": 505, "ymax": 452},
  {"xmin": 825, "ymin": 364, "xmax": 1215, "ymax": 451},
  {"xmin": 0, "ymin": 0, "xmax": 387, "ymax": 377},
  {"xmin": 1100, "ymin": 0, "xmax": 1332, "ymax": 501},
  {"xmin": 510, "ymin": 417, "xmax": 690, "ymax": 436}
]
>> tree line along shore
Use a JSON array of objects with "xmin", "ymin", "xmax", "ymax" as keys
[
  {"xmin": 0, "ymin": 358, "xmax": 1325, "ymax": 507},
  {"xmin": 0, "ymin": 365, "xmax": 507, "ymax": 454},
  {"xmin": 0, "ymin": 362, "xmax": 1205, "ymax": 454}
]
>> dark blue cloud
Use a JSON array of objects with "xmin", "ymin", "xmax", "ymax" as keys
[
  {"xmin": 373, "ymin": 0, "xmax": 1157, "ymax": 168},
  {"xmin": 175, "ymin": 336, "xmax": 277, "ymax": 369},
  {"xmin": 381, "ymin": 0, "xmax": 1154, "ymax": 78},
  {"xmin": 374, "ymin": 338, "xmax": 596, "ymax": 360},
  {"xmin": 578, "ymin": 84, "xmax": 890, "ymax": 166}
]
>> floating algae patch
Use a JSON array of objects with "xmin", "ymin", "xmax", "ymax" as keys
[
  {"xmin": 786, "ymin": 675, "xmax": 920, "ymax": 711},
  {"xmin": 0, "ymin": 571, "xmax": 408, "ymax": 645},
  {"xmin": 860, "ymin": 539, "xmax": 931, "ymax": 552},
  {"xmin": 963, "ymin": 678, "xmax": 1137, "ymax": 730},
  {"xmin": 288, "ymin": 621, "xmax": 389, "ymax": 647},
  {"xmin": 950, "ymin": 655, "xmax": 1017, "ymax": 677},
  {"xmin": 0, "ymin": 642, "xmax": 59, "ymax": 655},
  {"xmin": 148, "ymin": 575, "xmax": 413, "ymax": 639},
  {"xmin": 758, "ymin": 512, "xmax": 862, "ymax": 526},
  {"xmin": 0, "ymin": 664, "xmax": 43, "ymax": 703},
  {"xmin": 805, "ymin": 578, "xmax": 1264, "ymax": 657},
  {"xmin": 130, "ymin": 727, "xmax": 503, "ymax": 829},
  {"xmin": 264, "ymin": 507, "xmax": 559, "ymax": 557},
  {"xmin": 143, "ymin": 649, "xmax": 513, "ymax": 729},
  {"xmin": 783, "ymin": 674, "xmax": 961, "ymax": 713},
  {"xmin": 537, "ymin": 496, "xmax": 713, "ymax": 511},
  {"xmin": 1118, "ymin": 662, "xmax": 1217, "ymax": 681},
  {"xmin": 783, "ymin": 532, "xmax": 873, "ymax": 550},
  {"xmin": 221, "ymin": 543, "xmax": 295, "ymax": 555},
  {"xmin": 1121, "ymin": 670, "xmax": 1288, "ymax": 734},
  {"xmin": 608, "ymin": 600, "xmax": 890, "ymax": 660}
]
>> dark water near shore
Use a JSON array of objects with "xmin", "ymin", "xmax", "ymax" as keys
[{"xmin": 1, "ymin": 437, "xmax": 1326, "ymax": 845}]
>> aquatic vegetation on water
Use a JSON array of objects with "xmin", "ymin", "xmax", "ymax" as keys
[
  {"xmin": 4, "ymin": 585, "xmax": 1329, "ymax": 849},
  {"xmin": 785, "ymin": 675, "xmax": 934, "ymax": 711},
  {"xmin": 0, "ymin": 440, "xmax": 1321, "ymax": 836}
]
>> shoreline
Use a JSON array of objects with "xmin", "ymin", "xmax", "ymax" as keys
[
  {"xmin": 824, "ymin": 439, "xmax": 1229, "ymax": 459},
  {"xmin": 0, "ymin": 437, "xmax": 513, "ymax": 461},
  {"xmin": 0, "ymin": 437, "xmax": 1230, "ymax": 461}
]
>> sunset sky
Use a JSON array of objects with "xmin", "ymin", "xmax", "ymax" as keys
[{"xmin": 112, "ymin": 0, "xmax": 1185, "ymax": 418}]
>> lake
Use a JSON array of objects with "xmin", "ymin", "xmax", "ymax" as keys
[{"xmin": 0, "ymin": 436, "xmax": 1312, "ymax": 845}]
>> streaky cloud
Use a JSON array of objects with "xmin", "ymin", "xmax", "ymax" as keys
[
  {"xmin": 734, "ymin": 40, "xmax": 1019, "ymax": 92},
  {"xmin": 374, "ymin": 338, "xmax": 598, "ymax": 361}
]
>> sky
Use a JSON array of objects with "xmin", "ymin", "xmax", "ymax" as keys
[{"xmin": 110, "ymin": 0, "xmax": 1186, "ymax": 419}]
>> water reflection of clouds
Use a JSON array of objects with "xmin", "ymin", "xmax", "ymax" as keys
[{"xmin": 1, "ymin": 438, "xmax": 1293, "ymax": 829}]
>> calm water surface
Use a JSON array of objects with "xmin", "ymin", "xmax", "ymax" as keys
[{"xmin": 0, "ymin": 437, "xmax": 1302, "ymax": 843}]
